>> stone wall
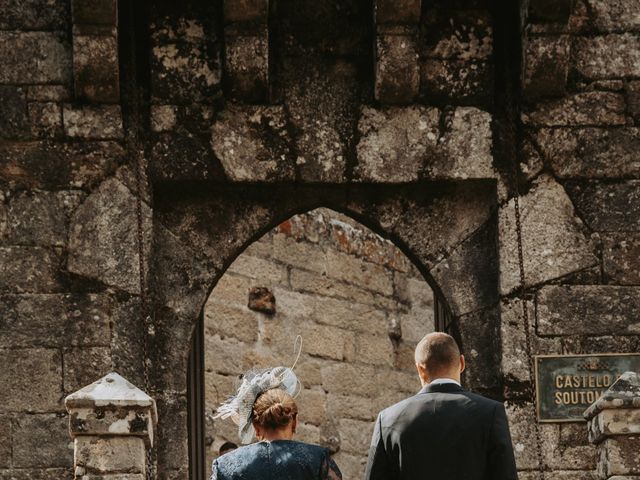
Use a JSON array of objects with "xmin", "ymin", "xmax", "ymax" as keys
[
  {"xmin": 0, "ymin": 0, "xmax": 639, "ymax": 479},
  {"xmin": 203, "ymin": 208, "xmax": 434, "ymax": 478}
]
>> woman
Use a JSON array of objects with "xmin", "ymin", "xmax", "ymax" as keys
[{"xmin": 211, "ymin": 367, "xmax": 342, "ymax": 480}]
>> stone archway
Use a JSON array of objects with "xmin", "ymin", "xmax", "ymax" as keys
[{"xmin": 149, "ymin": 180, "xmax": 500, "ymax": 476}]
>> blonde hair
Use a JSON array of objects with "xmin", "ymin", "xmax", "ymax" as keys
[{"xmin": 252, "ymin": 388, "xmax": 298, "ymax": 430}]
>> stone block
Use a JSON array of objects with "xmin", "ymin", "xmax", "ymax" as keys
[
  {"xmin": 0, "ymin": 416, "xmax": 10, "ymax": 468},
  {"xmin": 226, "ymin": 254, "xmax": 287, "ymax": 284},
  {"xmin": 210, "ymin": 106, "xmax": 294, "ymax": 182},
  {"xmin": 204, "ymin": 335, "xmax": 245, "ymax": 376},
  {"xmin": 506, "ymin": 402, "xmax": 560, "ymax": 470},
  {"xmin": 0, "ymin": 0, "xmax": 68, "ymax": 29},
  {"xmin": 296, "ymin": 422, "xmax": 321, "ymax": 445},
  {"xmin": 75, "ymin": 436, "xmax": 145, "ymax": 473},
  {"xmin": 4, "ymin": 190, "xmax": 81, "ymax": 247},
  {"xmin": 375, "ymin": 369, "xmax": 419, "ymax": 395},
  {"xmin": 150, "ymin": 105, "xmax": 177, "ymax": 132},
  {"xmin": 0, "ymin": 294, "xmax": 113, "ymax": 349},
  {"xmin": 0, "ymin": 141, "xmax": 122, "ymax": 190},
  {"xmin": 355, "ymin": 106, "xmax": 439, "ymax": 182},
  {"xmin": 289, "ymin": 269, "xmax": 377, "ymax": 307},
  {"xmin": 208, "ymin": 273, "xmax": 253, "ymax": 309},
  {"xmin": 0, "ymin": 86, "xmax": 29, "ymax": 139},
  {"xmin": 68, "ymin": 178, "xmax": 151, "ymax": 294},
  {"xmin": 628, "ymin": 81, "xmax": 640, "ymax": 121},
  {"xmin": 589, "ymin": 408, "xmax": 640, "ymax": 444},
  {"xmin": 62, "ymin": 347, "xmax": 111, "ymax": 393},
  {"xmin": 573, "ymin": 34, "xmax": 640, "ymax": 79},
  {"xmin": 63, "ymin": 105, "xmax": 123, "ymax": 139},
  {"xmin": 535, "ymin": 128, "xmax": 640, "ymax": 178},
  {"xmin": 310, "ymin": 296, "xmax": 388, "ymax": 333},
  {"xmin": 204, "ymin": 303, "xmax": 259, "ymax": 344},
  {"xmin": 28, "ymin": 102, "xmax": 63, "ymax": 138},
  {"xmin": 0, "ymin": 348, "xmax": 62, "ymax": 413},
  {"xmin": 294, "ymin": 357, "xmax": 324, "ymax": 388},
  {"xmin": 427, "ymin": 107, "xmax": 494, "ymax": 179},
  {"xmin": 499, "ymin": 175, "xmax": 597, "ymax": 294},
  {"xmin": 522, "ymin": 92, "xmax": 626, "ymax": 126},
  {"xmin": 26, "ymin": 85, "xmax": 71, "ymax": 102},
  {"xmin": 375, "ymin": 0, "xmax": 421, "ymax": 24},
  {"xmin": 522, "ymin": 35, "xmax": 570, "ymax": 100},
  {"xmin": 155, "ymin": 394, "xmax": 188, "ymax": 471},
  {"xmin": 223, "ymin": 0, "xmax": 268, "ymax": 23},
  {"xmin": 600, "ymin": 437, "xmax": 640, "ymax": 477},
  {"xmin": 339, "ymin": 418, "xmax": 373, "ymax": 454},
  {"xmin": 271, "ymin": 235, "xmax": 327, "ymax": 273},
  {"xmin": 0, "ymin": 247, "xmax": 64, "ymax": 293},
  {"xmin": 430, "ymin": 218, "xmax": 498, "ymax": 316},
  {"xmin": 603, "ymin": 233, "xmax": 640, "ymax": 285},
  {"xmin": 355, "ymin": 334, "xmax": 394, "ymax": 367},
  {"xmin": 324, "ymin": 249, "xmax": 394, "ymax": 295},
  {"xmin": 566, "ymin": 181, "xmax": 640, "ymax": 232},
  {"xmin": 0, "ymin": 32, "xmax": 71, "ymax": 84},
  {"xmin": 321, "ymin": 363, "xmax": 377, "ymax": 398},
  {"xmin": 297, "ymin": 388, "xmax": 326, "ymax": 426},
  {"xmin": 224, "ymin": 33, "xmax": 268, "ymax": 103},
  {"xmin": 13, "ymin": 414, "xmax": 72, "ymax": 467},
  {"xmin": 73, "ymin": 35, "xmax": 119, "ymax": 103},
  {"xmin": 420, "ymin": 58, "xmax": 493, "ymax": 107},
  {"xmin": 327, "ymin": 394, "xmax": 378, "ymax": 422},
  {"xmin": 529, "ymin": 0, "xmax": 573, "ymax": 23},
  {"xmin": 375, "ymin": 34, "xmax": 419, "ymax": 104},
  {"xmin": 537, "ymin": 285, "xmax": 640, "ymax": 336},
  {"xmin": 72, "ymin": 0, "xmax": 117, "ymax": 25},
  {"xmin": 584, "ymin": 0, "xmax": 640, "ymax": 32},
  {"xmin": 398, "ymin": 309, "xmax": 433, "ymax": 344}
]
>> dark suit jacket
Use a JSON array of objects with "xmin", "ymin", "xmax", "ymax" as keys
[{"xmin": 364, "ymin": 383, "xmax": 518, "ymax": 480}]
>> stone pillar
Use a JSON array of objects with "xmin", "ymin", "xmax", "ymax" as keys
[
  {"xmin": 584, "ymin": 371, "xmax": 640, "ymax": 480},
  {"xmin": 65, "ymin": 372, "xmax": 158, "ymax": 479}
]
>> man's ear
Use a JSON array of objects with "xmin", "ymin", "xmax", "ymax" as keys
[
  {"xmin": 416, "ymin": 362, "xmax": 429, "ymax": 384},
  {"xmin": 459, "ymin": 354, "xmax": 466, "ymax": 374}
]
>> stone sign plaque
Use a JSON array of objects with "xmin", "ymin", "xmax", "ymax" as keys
[{"xmin": 535, "ymin": 354, "xmax": 640, "ymax": 422}]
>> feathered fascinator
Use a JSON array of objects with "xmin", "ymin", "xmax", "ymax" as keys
[{"xmin": 214, "ymin": 338, "xmax": 302, "ymax": 444}]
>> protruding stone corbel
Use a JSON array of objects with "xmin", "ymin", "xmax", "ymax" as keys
[
  {"xmin": 584, "ymin": 371, "xmax": 640, "ymax": 480},
  {"xmin": 374, "ymin": 0, "xmax": 421, "ymax": 105},
  {"xmin": 65, "ymin": 372, "xmax": 158, "ymax": 478},
  {"xmin": 223, "ymin": 0, "xmax": 270, "ymax": 103}
]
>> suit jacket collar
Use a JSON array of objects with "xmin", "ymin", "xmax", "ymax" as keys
[{"xmin": 419, "ymin": 383, "xmax": 465, "ymax": 394}]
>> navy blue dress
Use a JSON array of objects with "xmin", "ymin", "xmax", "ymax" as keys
[{"xmin": 211, "ymin": 440, "xmax": 342, "ymax": 480}]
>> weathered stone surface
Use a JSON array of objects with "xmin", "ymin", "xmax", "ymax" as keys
[
  {"xmin": 355, "ymin": 106, "xmax": 439, "ymax": 182},
  {"xmin": 375, "ymin": 0, "xmax": 420, "ymax": 24},
  {"xmin": 430, "ymin": 217, "xmax": 498, "ymax": 316},
  {"xmin": 296, "ymin": 388, "xmax": 327, "ymax": 426},
  {"xmin": 3, "ymin": 190, "xmax": 83, "ymax": 247},
  {"xmin": 151, "ymin": 36, "xmax": 221, "ymax": 104},
  {"xmin": 573, "ymin": 34, "xmax": 640, "ymax": 79},
  {"xmin": 28, "ymin": 102, "xmax": 63, "ymax": 138},
  {"xmin": 566, "ymin": 181, "xmax": 640, "ymax": 232},
  {"xmin": 68, "ymin": 178, "xmax": 151, "ymax": 294},
  {"xmin": 63, "ymin": 105, "xmax": 123, "ymax": 139},
  {"xmin": 73, "ymin": 35, "xmax": 119, "ymax": 103},
  {"xmin": 522, "ymin": 35, "xmax": 570, "ymax": 100},
  {"xmin": 600, "ymin": 437, "xmax": 640, "ymax": 477},
  {"xmin": 535, "ymin": 128, "xmax": 640, "ymax": 178},
  {"xmin": 155, "ymin": 394, "xmax": 188, "ymax": 471},
  {"xmin": 339, "ymin": 418, "xmax": 372, "ymax": 454},
  {"xmin": 0, "ymin": 294, "xmax": 112, "ymax": 348},
  {"xmin": 420, "ymin": 59, "xmax": 493, "ymax": 107},
  {"xmin": 522, "ymin": 92, "xmax": 626, "ymax": 126},
  {"xmin": 62, "ymin": 347, "xmax": 112, "ymax": 393},
  {"xmin": 0, "ymin": 32, "xmax": 71, "ymax": 84},
  {"xmin": 529, "ymin": 0, "xmax": 573, "ymax": 23},
  {"xmin": 0, "ymin": 469, "xmax": 73, "ymax": 480},
  {"xmin": 0, "ymin": 86, "xmax": 29, "ymax": 139},
  {"xmin": 0, "ymin": 247, "xmax": 63, "ymax": 293},
  {"xmin": 325, "ymin": 249, "xmax": 394, "ymax": 295},
  {"xmin": 375, "ymin": 34, "xmax": 420, "ymax": 104},
  {"xmin": 537, "ymin": 285, "xmax": 640, "ymax": 335},
  {"xmin": 0, "ymin": 416, "xmax": 9, "ymax": 467},
  {"xmin": 628, "ymin": 81, "xmax": 640, "ymax": 121},
  {"xmin": 204, "ymin": 302, "xmax": 259, "ymax": 344},
  {"xmin": 0, "ymin": 141, "xmax": 123, "ymax": 190},
  {"xmin": 420, "ymin": 9, "xmax": 492, "ymax": 60},
  {"xmin": 223, "ymin": 0, "xmax": 268, "ymax": 23},
  {"xmin": 0, "ymin": 0, "xmax": 69, "ymax": 29},
  {"xmin": 224, "ymin": 34, "xmax": 269, "ymax": 102},
  {"xmin": 506, "ymin": 402, "xmax": 560, "ymax": 470},
  {"xmin": 211, "ymin": 106, "xmax": 294, "ymax": 181},
  {"xmin": 0, "ymin": 349, "xmax": 62, "ymax": 413},
  {"xmin": 603, "ymin": 233, "xmax": 640, "ymax": 285},
  {"xmin": 499, "ymin": 175, "xmax": 597, "ymax": 294},
  {"xmin": 428, "ymin": 107, "xmax": 494, "ymax": 179},
  {"xmin": 75, "ymin": 436, "xmax": 145, "ymax": 473},
  {"xmin": 72, "ymin": 0, "xmax": 117, "ymax": 25},
  {"xmin": 13, "ymin": 414, "xmax": 72, "ymax": 468}
]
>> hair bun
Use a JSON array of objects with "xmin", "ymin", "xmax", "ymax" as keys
[{"xmin": 253, "ymin": 389, "xmax": 298, "ymax": 431}]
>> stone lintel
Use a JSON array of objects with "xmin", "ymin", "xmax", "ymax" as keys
[{"xmin": 65, "ymin": 372, "xmax": 157, "ymax": 446}]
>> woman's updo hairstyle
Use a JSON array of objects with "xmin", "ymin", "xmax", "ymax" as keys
[{"xmin": 252, "ymin": 388, "xmax": 298, "ymax": 430}]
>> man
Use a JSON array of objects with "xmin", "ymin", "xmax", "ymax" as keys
[
  {"xmin": 365, "ymin": 332, "xmax": 518, "ymax": 480},
  {"xmin": 218, "ymin": 441, "xmax": 238, "ymax": 456}
]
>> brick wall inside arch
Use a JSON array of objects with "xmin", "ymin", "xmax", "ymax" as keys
[{"xmin": 203, "ymin": 208, "xmax": 435, "ymax": 478}]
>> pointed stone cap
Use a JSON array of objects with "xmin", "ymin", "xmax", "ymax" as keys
[
  {"xmin": 65, "ymin": 372, "xmax": 157, "ymax": 424},
  {"xmin": 584, "ymin": 371, "xmax": 640, "ymax": 420}
]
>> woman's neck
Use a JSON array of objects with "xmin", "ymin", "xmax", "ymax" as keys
[{"xmin": 261, "ymin": 427, "xmax": 294, "ymax": 442}]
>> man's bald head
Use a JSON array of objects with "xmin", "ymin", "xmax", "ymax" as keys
[{"xmin": 414, "ymin": 332, "xmax": 462, "ymax": 380}]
